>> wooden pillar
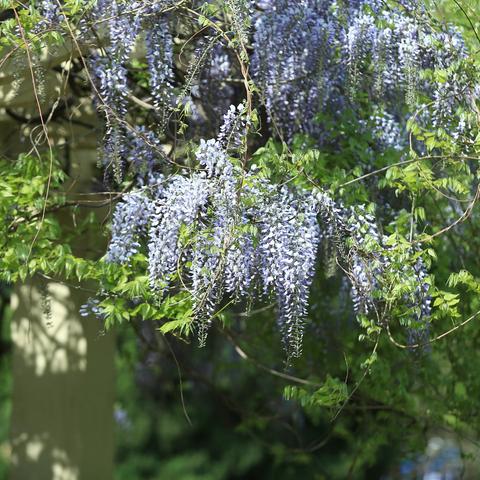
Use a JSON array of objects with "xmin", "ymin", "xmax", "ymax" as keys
[
  {"xmin": 6, "ymin": 131, "xmax": 114, "ymax": 478},
  {"xmin": 8, "ymin": 281, "xmax": 114, "ymax": 480},
  {"xmin": 1, "ymin": 40, "xmax": 114, "ymax": 479}
]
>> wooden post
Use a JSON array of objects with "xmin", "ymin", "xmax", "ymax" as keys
[
  {"xmin": 1, "ymin": 37, "xmax": 114, "ymax": 480},
  {"xmin": 9, "ymin": 281, "xmax": 115, "ymax": 480}
]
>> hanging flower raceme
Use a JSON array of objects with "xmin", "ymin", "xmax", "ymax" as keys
[
  {"xmin": 104, "ymin": 105, "xmax": 322, "ymax": 356},
  {"xmin": 88, "ymin": 0, "xmax": 175, "ymax": 180},
  {"xmin": 252, "ymin": 0, "xmax": 470, "ymax": 142},
  {"xmin": 102, "ymin": 103, "xmax": 431, "ymax": 357}
]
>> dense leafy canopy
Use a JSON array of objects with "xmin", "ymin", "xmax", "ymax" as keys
[{"xmin": 1, "ymin": 0, "xmax": 480, "ymax": 476}]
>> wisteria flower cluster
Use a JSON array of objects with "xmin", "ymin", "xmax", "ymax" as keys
[
  {"xmin": 252, "ymin": 0, "xmax": 472, "ymax": 144},
  {"xmin": 105, "ymin": 106, "xmax": 321, "ymax": 356},
  {"xmin": 31, "ymin": 0, "xmax": 476, "ymax": 176},
  {"xmin": 316, "ymin": 191, "xmax": 431, "ymax": 333},
  {"xmin": 102, "ymin": 106, "xmax": 431, "ymax": 356},
  {"xmin": 31, "ymin": 0, "xmax": 476, "ymax": 184},
  {"xmin": 30, "ymin": 0, "xmax": 442, "ymax": 354},
  {"xmin": 87, "ymin": 0, "xmax": 175, "ymax": 179}
]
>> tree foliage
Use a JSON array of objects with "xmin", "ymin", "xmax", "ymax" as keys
[{"xmin": 1, "ymin": 0, "xmax": 480, "ymax": 476}]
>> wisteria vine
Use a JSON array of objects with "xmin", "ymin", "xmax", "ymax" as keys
[
  {"xmin": 28, "ymin": 0, "xmax": 477, "ymax": 357},
  {"xmin": 100, "ymin": 106, "xmax": 432, "ymax": 357}
]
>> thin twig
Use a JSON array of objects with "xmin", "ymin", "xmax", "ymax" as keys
[
  {"xmin": 387, "ymin": 308, "xmax": 480, "ymax": 349},
  {"xmin": 224, "ymin": 329, "xmax": 320, "ymax": 386}
]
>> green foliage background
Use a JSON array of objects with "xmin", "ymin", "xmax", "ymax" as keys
[{"xmin": 1, "ymin": 0, "xmax": 480, "ymax": 478}]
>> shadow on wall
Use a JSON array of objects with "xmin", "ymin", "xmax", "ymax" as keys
[{"xmin": 8, "ymin": 280, "xmax": 115, "ymax": 480}]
